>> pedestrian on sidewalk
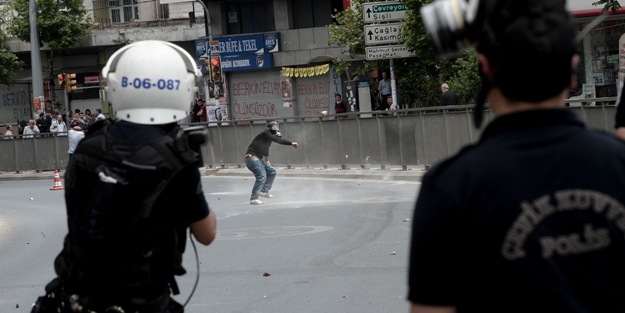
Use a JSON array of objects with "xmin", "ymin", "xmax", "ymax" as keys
[
  {"xmin": 409, "ymin": 1, "xmax": 625, "ymax": 312},
  {"xmin": 244, "ymin": 120, "xmax": 298, "ymax": 205}
]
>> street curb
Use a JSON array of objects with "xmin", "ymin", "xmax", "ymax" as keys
[
  {"xmin": 205, "ymin": 168, "xmax": 425, "ymax": 182},
  {"xmin": 0, "ymin": 167, "xmax": 426, "ymax": 183}
]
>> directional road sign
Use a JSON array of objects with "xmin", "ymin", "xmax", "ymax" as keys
[
  {"xmin": 363, "ymin": 1, "xmax": 408, "ymax": 23},
  {"xmin": 364, "ymin": 23, "xmax": 404, "ymax": 46},
  {"xmin": 365, "ymin": 45, "xmax": 416, "ymax": 60}
]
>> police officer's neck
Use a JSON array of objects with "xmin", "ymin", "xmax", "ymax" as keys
[{"xmin": 489, "ymin": 87, "xmax": 567, "ymax": 118}]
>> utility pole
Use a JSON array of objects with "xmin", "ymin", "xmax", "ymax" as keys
[
  {"xmin": 29, "ymin": 0, "xmax": 44, "ymax": 119},
  {"xmin": 196, "ymin": 0, "xmax": 212, "ymax": 41},
  {"xmin": 195, "ymin": 0, "xmax": 214, "ymax": 101}
]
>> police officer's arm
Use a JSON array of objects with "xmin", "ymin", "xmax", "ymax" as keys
[
  {"xmin": 410, "ymin": 304, "xmax": 456, "ymax": 313},
  {"xmin": 189, "ymin": 208, "xmax": 216, "ymax": 245}
]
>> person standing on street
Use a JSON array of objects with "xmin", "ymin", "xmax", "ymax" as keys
[
  {"xmin": 378, "ymin": 71, "xmax": 392, "ymax": 110},
  {"xmin": 50, "ymin": 114, "xmax": 68, "ymax": 136},
  {"xmin": 334, "ymin": 93, "xmax": 347, "ymax": 118},
  {"xmin": 67, "ymin": 125, "xmax": 86, "ymax": 160},
  {"xmin": 23, "ymin": 119, "xmax": 40, "ymax": 138},
  {"xmin": 94, "ymin": 108, "xmax": 106, "ymax": 122},
  {"xmin": 3, "ymin": 125, "xmax": 14, "ymax": 139},
  {"xmin": 38, "ymin": 40, "xmax": 217, "ymax": 313},
  {"xmin": 409, "ymin": 1, "xmax": 625, "ymax": 312},
  {"xmin": 440, "ymin": 83, "xmax": 460, "ymax": 106},
  {"xmin": 245, "ymin": 120, "xmax": 298, "ymax": 205}
]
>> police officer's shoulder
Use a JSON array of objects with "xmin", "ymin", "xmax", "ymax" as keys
[
  {"xmin": 586, "ymin": 128, "xmax": 625, "ymax": 150},
  {"xmin": 422, "ymin": 143, "xmax": 480, "ymax": 184}
]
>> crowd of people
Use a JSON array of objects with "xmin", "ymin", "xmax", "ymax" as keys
[{"xmin": 2, "ymin": 105, "xmax": 106, "ymax": 140}]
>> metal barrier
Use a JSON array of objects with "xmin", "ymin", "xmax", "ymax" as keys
[{"xmin": 0, "ymin": 101, "xmax": 618, "ymax": 173}]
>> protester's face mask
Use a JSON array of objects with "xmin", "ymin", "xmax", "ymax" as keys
[{"xmin": 269, "ymin": 122, "xmax": 281, "ymax": 137}]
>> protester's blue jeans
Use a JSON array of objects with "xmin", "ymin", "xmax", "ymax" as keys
[{"xmin": 246, "ymin": 157, "xmax": 277, "ymax": 200}]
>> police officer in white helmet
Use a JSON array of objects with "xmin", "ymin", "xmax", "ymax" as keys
[{"xmin": 38, "ymin": 41, "xmax": 217, "ymax": 313}]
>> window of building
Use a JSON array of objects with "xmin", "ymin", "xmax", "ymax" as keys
[
  {"xmin": 226, "ymin": 0, "xmax": 275, "ymax": 35},
  {"xmin": 291, "ymin": 0, "xmax": 344, "ymax": 29},
  {"xmin": 108, "ymin": 0, "xmax": 138, "ymax": 23}
]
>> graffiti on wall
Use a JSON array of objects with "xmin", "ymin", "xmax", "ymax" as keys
[
  {"xmin": 298, "ymin": 81, "xmax": 330, "ymax": 116},
  {"xmin": 1, "ymin": 87, "xmax": 32, "ymax": 122},
  {"xmin": 232, "ymin": 80, "xmax": 281, "ymax": 97},
  {"xmin": 233, "ymin": 101, "xmax": 277, "ymax": 117}
]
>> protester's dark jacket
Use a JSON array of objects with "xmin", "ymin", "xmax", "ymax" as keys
[{"xmin": 246, "ymin": 129, "xmax": 292, "ymax": 159}]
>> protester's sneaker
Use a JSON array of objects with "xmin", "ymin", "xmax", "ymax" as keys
[
  {"xmin": 250, "ymin": 199, "xmax": 264, "ymax": 205},
  {"xmin": 259, "ymin": 191, "xmax": 273, "ymax": 198}
]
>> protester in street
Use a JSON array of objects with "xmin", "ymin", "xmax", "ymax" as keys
[
  {"xmin": 440, "ymin": 83, "xmax": 460, "ymax": 106},
  {"xmin": 245, "ymin": 120, "xmax": 298, "ymax": 205},
  {"xmin": 42, "ymin": 40, "xmax": 217, "ymax": 313},
  {"xmin": 409, "ymin": 1, "xmax": 625, "ymax": 312}
]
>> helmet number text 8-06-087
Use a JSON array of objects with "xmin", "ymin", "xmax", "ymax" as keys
[{"xmin": 121, "ymin": 77, "xmax": 181, "ymax": 90}]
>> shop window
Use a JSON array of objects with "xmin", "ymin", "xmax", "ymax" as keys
[
  {"xmin": 226, "ymin": 0, "xmax": 275, "ymax": 35},
  {"xmin": 291, "ymin": 0, "xmax": 344, "ymax": 29}
]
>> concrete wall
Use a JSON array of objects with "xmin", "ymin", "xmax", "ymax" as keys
[{"xmin": 1, "ymin": 105, "xmax": 618, "ymax": 173}]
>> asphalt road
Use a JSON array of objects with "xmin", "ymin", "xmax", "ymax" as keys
[{"xmin": 0, "ymin": 176, "xmax": 420, "ymax": 313}]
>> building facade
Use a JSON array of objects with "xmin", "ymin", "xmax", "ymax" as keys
[{"xmin": 1, "ymin": 0, "xmax": 624, "ymax": 125}]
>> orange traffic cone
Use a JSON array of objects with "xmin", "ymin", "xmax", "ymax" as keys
[{"xmin": 50, "ymin": 169, "xmax": 65, "ymax": 191}]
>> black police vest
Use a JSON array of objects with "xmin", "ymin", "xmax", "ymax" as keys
[{"xmin": 53, "ymin": 122, "xmax": 200, "ymax": 299}]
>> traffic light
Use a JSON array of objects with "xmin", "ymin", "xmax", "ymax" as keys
[
  {"xmin": 57, "ymin": 74, "xmax": 65, "ymax": 87},
  {"xmin": 210, "ymin": 57, "xmax": 222, "ymax": 82},
  {"xmin": 66, "ymin": 73, "xmax": 77, "ymax": 93}
]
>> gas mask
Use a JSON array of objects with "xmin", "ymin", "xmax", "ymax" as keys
[{"xmin": 269, "ymin": 122, "xmax": 282, "ymax": 137}]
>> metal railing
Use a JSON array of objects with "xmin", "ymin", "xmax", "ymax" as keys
[{"xmin": 0, "ymin": 100, "xmax": 619, "ymax": 173}]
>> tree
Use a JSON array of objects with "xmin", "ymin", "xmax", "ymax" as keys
[
  {"xmin": 592, "ymin": 0, "xmax": 622, "ymax": 12},
  {"xmin": 0, "ymin": 6, "xmax": 23, "ymax": 85},
  {"xmin": 328, "ymin": 0, "xmax": 480, "ymax": 107},
  {"xmin": 6, "ymin": 0, "xmax": 93, "ymax": 77}
]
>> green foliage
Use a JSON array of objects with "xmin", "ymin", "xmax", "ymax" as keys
[
  {"xmin": 7, "ymin": 0, "xmax": 93, "ymax": 50},
  {"xmin": 328, "ymin": 0, "xmax": 480, "ymax": 107},
  {"xmin": 0, "ymin": 6, "xmax": 23, "ymax": 85},
  {"xmin": 0, "ymin": 50, "xmax": 23, "ymax": 85},
  {"xmin": 592, "ymin": 0, "xmax": 622, "ymax": 12},
  {"xmin": 446, "ymin": 50, "xmax": 480, "ymax": 106}
]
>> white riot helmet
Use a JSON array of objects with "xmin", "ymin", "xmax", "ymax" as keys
[{"xmin": 102, "ymin": 40, "xmax": 201, "ymax": 125}]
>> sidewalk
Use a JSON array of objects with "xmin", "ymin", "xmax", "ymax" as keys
[{"xmin": 0, "ymin": 165, "xmax": 427, "ymax": 182}]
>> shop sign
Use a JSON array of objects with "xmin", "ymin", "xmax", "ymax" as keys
[
  {"xmin": 220, "ymin": 54, "xmax": 274, "ymax": 72},
  {"xmin": 195, "ymin": 33, "xmax": 281, "ymax": 58}
]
